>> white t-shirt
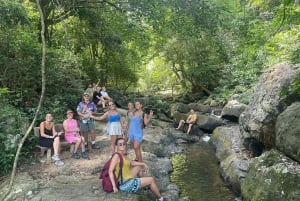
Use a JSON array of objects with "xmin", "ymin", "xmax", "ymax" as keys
[{"xmin": 101, "ymin": 91, "xmax": 109, "ymax": 97}]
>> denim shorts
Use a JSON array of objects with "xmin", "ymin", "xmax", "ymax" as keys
[{"xmin": 79, "ymin": 120, "xmax": 95, "ymax": 132}]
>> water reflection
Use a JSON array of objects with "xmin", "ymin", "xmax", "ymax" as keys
[{"xmin": 171, "ymin": 141, "xmax": 235, "ymax": 201}]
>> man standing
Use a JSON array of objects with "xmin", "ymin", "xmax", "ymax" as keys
[{"xmin": 77, "ymin": 92, "xmax": 99, "ymax": 149}]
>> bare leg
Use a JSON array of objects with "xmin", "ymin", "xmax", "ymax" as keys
[
  {"xmin": 124, "ymin": 134, "xmax": 128, "ymax": 154},
  {"xmin": 53, "ymin": 137, "xmax": 60, "ymax": 156},
  {"xmin": 131, "ymin": 165, "xmax": 143, "ymax": 177},
  {"xmin": 91, "ymin": 129, "xmax": 96, "ymax": 142},
  {"xmin": 187, "ymin": 123, "xmax": 193, "ymax": 134},
  {"xmin": 80, "ymin": 136, "xmax": 86, "ymax": 151},
  {"xmin": 110, "ymin": 135, "xmax": 118, "ymax": 153},
  {"xmin": 101, "ymin": 98, "xmax": 105, "ymax": 108},
  {"xmin": 74, "ymin": 137, "xmax": 82, "ymax": 152},
  {"xmin": 133, "ymin": 140, "xmax": 142, "ymax": 162},
  {"xmin": 176, "ymin": 120, "xmax": 185, "ymax": 129},
  {"xmin": 140, "ymin": 177, "xmax": 162, "ymax": 198},
  {"xmin": 83, "ymin": 132, "xmax": 88, "ymax": 145}
]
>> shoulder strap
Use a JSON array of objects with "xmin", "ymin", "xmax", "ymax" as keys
[{"xmin": 112, "ymin": 152, "xmax": 124, "ymax": 184}]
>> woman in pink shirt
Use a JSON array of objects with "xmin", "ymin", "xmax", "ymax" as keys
[{"xmin": 63, "ymin": 109, "xmax": 88, "ymax": 159}]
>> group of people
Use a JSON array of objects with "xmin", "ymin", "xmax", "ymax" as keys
[{"xmin": 37, "ymin": 86, "xmax": 167, "ymax": 201}]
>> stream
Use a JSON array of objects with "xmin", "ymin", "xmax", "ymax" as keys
[{"xmin": 170, "ymin": 140, "xmax": 236, "ymax": 201}]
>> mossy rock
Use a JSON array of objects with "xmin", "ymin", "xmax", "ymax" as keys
[{"xmin": 241, "ymin": 150, "xmax": 300, "ymax": 201}]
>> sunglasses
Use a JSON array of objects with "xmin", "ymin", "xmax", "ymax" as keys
[{"xmin": 117, "ymin": 143, "xmax": 125, "ymax": 146}]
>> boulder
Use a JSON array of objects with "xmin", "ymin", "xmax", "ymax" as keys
[
  {"xmin": 221, "ymin": 100, "xmax": 248, "ymax": 122},
  {"xmin": 211, "ymin": 125, "xmax": 248, "ymax": 195},
  {"xmin": 188, "ymin": 102, "xmax": 211, "ymax": 113},
  {"xmin": 196, "ymin": 114, "xmax": 224, "ymax": 132},
  {"xmin": 276, "ymin": 102, "xmax": 300, "ymax": 162},
  {"xmin": 239, "ymin": 63, "xmax": 300, "ymax": 149},
  {"xmin": 241, "ymin": 150, "xmax": 300, "ymax": 201},
  {"xmin": 172, "ymin": 112, "xmax": 188, "ymax": 126}
]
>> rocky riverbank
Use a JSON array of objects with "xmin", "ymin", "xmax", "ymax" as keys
[
  {"xmin": 1, "ymin": 63, "xmax": 299, "ymax": 201},
  {"xmin": 0, "ymin": 120, "xmax": 183, "ymax": 201}
]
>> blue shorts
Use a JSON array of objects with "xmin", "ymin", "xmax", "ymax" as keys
[
  {"xmin": 128, "ymin": 132, "xmax": 143, "ymax": 142},
  {"xmin": 119, "ymin": 178, "xmax": 141, "ymax": 193}
]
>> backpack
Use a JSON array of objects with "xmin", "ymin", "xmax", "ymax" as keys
[
  {"xmin": 99, "ymin": 152, "xmax": 124, "ymax": 192},
  {"xmin": 141, "ymin": 112, "xmax": 146, "ymax": 129}
]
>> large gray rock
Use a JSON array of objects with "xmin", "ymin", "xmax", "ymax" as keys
[
  {"xmin": 276, "ymin": 102, "xmax": 300, "ymax": 162},
  {"xmin": 239, "ymin": 63, "xmax": 300, "ymax": 149},
  {"xmin": 173, "ymin": 112, "xmax": 224, "ymax": 133},
  {"xmin": 241, "ymin": 150, "xmax": 300, "ymax": 201},
  {"xmin": 211, "ymin": 125, "xmax": 249, "ymax": 195},
  {"xmin": 221, "ymin": 100, "xmax": 248, "ymax": 122},
  {"xmin": 188, "ymin": 102, "xmax": 211, "ymax": 113},
  {"xmin": 196, "ymin": 114, "xmax": 224, "ymax": 131}
]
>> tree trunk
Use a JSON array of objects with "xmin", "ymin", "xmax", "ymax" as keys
[{"xmin": 3, "ymin": 0, "xmax": 46, "ymax": 200}]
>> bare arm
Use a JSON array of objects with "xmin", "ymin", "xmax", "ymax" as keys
[
  {"xmin": 91, "ymin": 111, "xmax": 109, "ymax": 121},
  {"xmin": 53, "ymin": 124, "xmax": 63, "ymax": 136},
  {"xmin": 144, "ymin": 110, "xmax": 153, "ymax": 126},
  {"xmin": 108, "ymin": 155, "xmax": 120, "ymax": 193},
  {"xmin": 131, "ymin": 160, "xmax": 149, "ymax": 172}
]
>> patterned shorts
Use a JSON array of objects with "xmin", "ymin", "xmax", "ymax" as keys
[{"xmin": 119, "ymin": 178, "xmax": 141, "ymax": 193}]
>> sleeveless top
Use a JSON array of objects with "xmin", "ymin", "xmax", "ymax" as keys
[
  {"xmin": 40, "ymin": 122, "xmax": 53, "ymax": 137},
  {"xmin": 115, "ymin": 156, "xmax": 132, "ymax": 180},
  {"xmin": 128, "ymin": 113, "xmax": 143, "ymax": 136},
  {"xmin": 64, "ymin": 119, "xmax": 78, "ymax": 135},
  {"xmin": 108, "ymin": 113, "xmax": 121, "ymax": 122}
]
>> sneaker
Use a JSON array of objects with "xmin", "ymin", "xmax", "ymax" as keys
[
  {"xmin": 72, "ymin": 152, "xmax": 80, "ymax": 159},
  {"xmin": 51, "ymin": 155, "xmax": 60, "ymax": 161},
  {"xmin": 55, "ymin": 160, "xmax": 64, "ymax": 166},
  {"xmin": 157, "ymin": 198, "xmax": 168, "ymax": 201},
  {"xmin": 81, "ymin": 151, "xmax": 88, "ymax": 159},
  {"xmin": 91, "ymin": 143, "xmax": 100, "ymax": 149}
]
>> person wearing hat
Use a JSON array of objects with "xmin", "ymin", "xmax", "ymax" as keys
[{"xmin": 76, "ymin": 92, "xmax": 99, "ymax": 149}]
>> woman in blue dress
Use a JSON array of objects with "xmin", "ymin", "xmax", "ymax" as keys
[
  {"xmin": 128, "ymin": 101, "xmax": 153, "ymax": 162},
  {"xmin": 91, "ymin": 100, "xmax": 123, "ymax": 153}
]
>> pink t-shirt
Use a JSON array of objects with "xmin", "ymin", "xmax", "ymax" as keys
[{"xmin": 64, "ymin": 119, "xmax": 79, "ymax": 143}]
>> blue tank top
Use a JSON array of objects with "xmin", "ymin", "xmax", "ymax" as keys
[{"xmin": 108, "ymin": 114, "xmax": 121, "ymax": 122}]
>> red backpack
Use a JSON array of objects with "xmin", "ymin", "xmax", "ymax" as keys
[{"xmin": 99, "ymin": 152, "xmax": 124, "ymax": 192}]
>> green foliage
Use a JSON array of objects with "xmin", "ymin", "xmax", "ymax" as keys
[
  {"xmin": 282, "ymin": 70, "xmax": 300, "ymax": 98},
  {"xmin": 0, "ymin": 0, "xmax": 29, "ymax": 27},
  {"xmin": 1, "ymin": 0, "xmax": 300, "ymax": 176},
  {"xmin": 0, "ymin": 89, "xmax": 34, "ymax": 175},
  {"xmin": 290, "ymin": 72, "xmax": 300, "ymax": 95}
]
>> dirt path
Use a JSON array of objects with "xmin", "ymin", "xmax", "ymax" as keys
[{"xmin": 0, "ymin": 121, "xmax": 173, "ymax": 201}]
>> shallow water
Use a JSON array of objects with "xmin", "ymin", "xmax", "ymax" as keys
[{"xmin": 170, "ymin": 141, "xmax": 236, "ymax": 201}]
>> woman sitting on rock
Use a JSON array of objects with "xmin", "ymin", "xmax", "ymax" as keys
[{"xmin": 109, "ymin": 137, "xmax": 168, "ymax": 201}]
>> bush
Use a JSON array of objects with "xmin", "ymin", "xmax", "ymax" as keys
[{"xmin": 0, "ymin": 88, "xmax": 34, "ymax": 175}]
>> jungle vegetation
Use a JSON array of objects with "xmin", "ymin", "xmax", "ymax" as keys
[{"xmin": 0, "ymin": 0, "xmax": 299, "ymax": 175}]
